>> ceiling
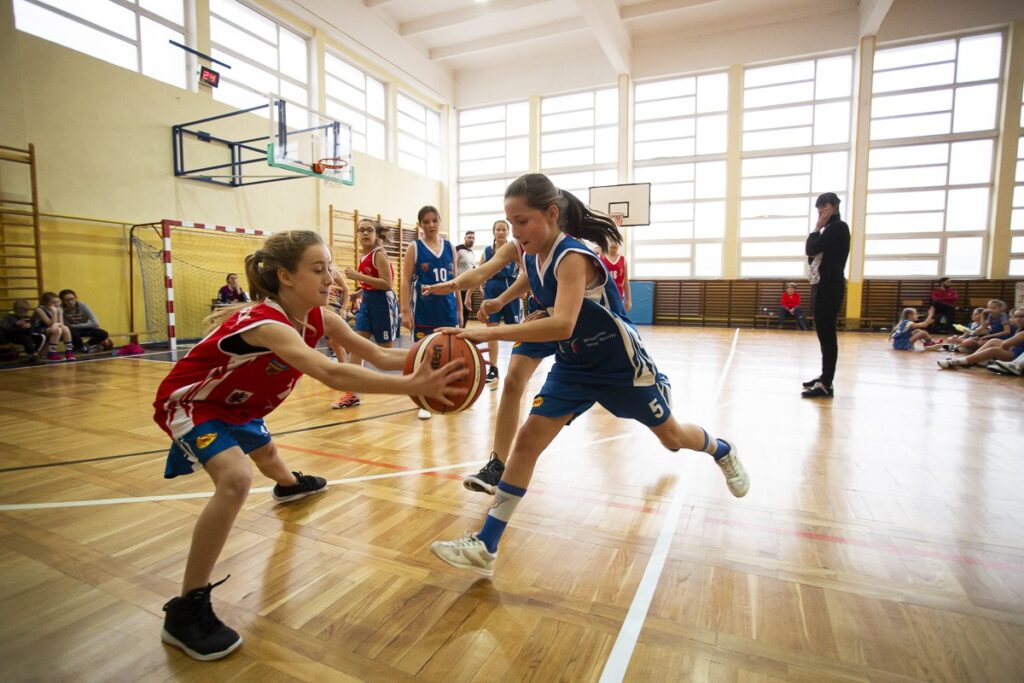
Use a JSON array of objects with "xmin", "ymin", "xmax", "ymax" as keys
[{"xmin": 361, "ymin": 0, "xmax": 869, "ymax": 75}]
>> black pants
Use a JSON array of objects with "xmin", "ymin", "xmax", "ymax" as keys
[
  {"xmin": 930, "ymin": 301, "xmax": 956, "ymax": 331},
  {"xmin": 2, "ymin": 328, "xmax": 45, "ymax": 355},
  {"xmin": 70, "ymin": 326, "xmax": 109, "ymax": 350},
  {"xmin": 812, "ymin": 280, "xmax": 845, "ymax": 386}
]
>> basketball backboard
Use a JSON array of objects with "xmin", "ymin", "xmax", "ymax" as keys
[
  {"xmin": 588, "ymin": 183, "xmax": 651, "ymax": 226},
  {"xmin": 267, "ymin": 95, "xmax": 354, "ymax": 186}
]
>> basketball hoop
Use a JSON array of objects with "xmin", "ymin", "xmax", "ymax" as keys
[{"xmin": 313, "ymin": 157, "xmax": 349, "ymax": 175}]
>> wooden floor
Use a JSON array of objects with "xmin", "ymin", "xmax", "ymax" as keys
[{"xmin": 0, "ymin": 327, "xmax": 1022, "ymax": 682}]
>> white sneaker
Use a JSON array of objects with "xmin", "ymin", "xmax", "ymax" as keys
[
  {"xmin": 937, "ymin": 358, "xmax": 964, "ymax": 369},
  {"xmin": 418, "ymin": 408, "xmax": 432, "ymax": 420},
  {"xmin": 714, "ymin": 441, "xmax": 749, "ymax": 497},
  {"xmin": 431, "ymin": 532, "xmax": 496, "ymax": 576}
]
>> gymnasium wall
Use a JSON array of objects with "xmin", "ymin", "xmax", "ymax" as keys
[{"xmin": 0, "ymin": 1, "xmax": 443, "ymax": 335}]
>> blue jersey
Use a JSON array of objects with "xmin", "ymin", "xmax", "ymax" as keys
[
  {"xmin": 524, "ymin": 234, "xmax": 655, "ymax": 387},
  {"xmin": 411, "ymin": 239, "xmax": 459, "ymax": 328},
  {"xmin": 484, "ymin": 244, "xmax": 519, "ymax": 284},
  {"xmin": 988, "ymin": 313, "xmax": 1008, "ymax": 335},
  {"xmin": 891, "ymin": 319, "xmax": 913, "ymax": 350}
]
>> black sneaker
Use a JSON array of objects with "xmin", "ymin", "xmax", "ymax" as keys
[
  {"xmin": 485, "ymin": 366, "xmax": 499, "ymax": 389},
  {"xmin": 801, "ymin": 376, "xmax": 821, "ymax": 388},
  {"xmin": 463, "ymin": 455, "xmax": 505, "ymax": 495},
  {"xmin": 801, "ymin": 381, "xmax": 834, "ymax": 398},
  {"xmin": 161, "ymin": 576, "xmax": 242, "ymax": 661},
  {"xmin": 272, "ymin": 471, "xmax": 327, "ymax": 503}
]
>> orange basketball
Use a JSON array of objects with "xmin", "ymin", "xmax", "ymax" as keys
[
  {"xmin": 312, "ymin": 162, "xmax": 324, "ymax": 174},
  {"xmin": 403, "ymin": 332, "xmax": 486, "ymax": 415}
]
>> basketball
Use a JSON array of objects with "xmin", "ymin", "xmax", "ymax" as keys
[
  {"xmin": 312, "ymin": 162, "xmax": 324, "ymax": 174},
  {"xmin": 403, "ymin": 332, "xmax": 486, "ymax": 414}
]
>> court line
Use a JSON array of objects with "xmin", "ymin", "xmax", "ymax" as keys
[
  {"xmin": 0, "ymin": 461, "xmax": 481, "ymax": 511},
  {"xmin": 0, "ymin": 408, "xmax": 418, "ymax": 473},
  {"xmin": 599, "ymin": 328, "xmax": 740, "ymax": 683}
]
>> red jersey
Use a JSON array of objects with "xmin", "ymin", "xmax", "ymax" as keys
[
  {"xmin": 153, "ymin": 300, "xmax": 324, "ymax": 439},
  {"xmin": 600, "ymin": 254, "xmax": 626, "ymax": 297},
  {"xmin": 357, "ymin": 247, "xmax": 393, "ymax": 291}
]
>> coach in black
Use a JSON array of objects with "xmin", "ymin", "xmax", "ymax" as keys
[{"xmin": 802, "ymin": 192, "xmax": 850, "ymax": 398}]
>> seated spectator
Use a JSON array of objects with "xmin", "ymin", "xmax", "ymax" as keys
[
  {"xmin": 217, "ymin": 273, "xmax": 250, "ymax": 305},
  {"xmin": 987, "ymin": 348, "xmax": 1024, "ymax": 376},
  {"xmin": 1, "ymin": 299, "xmax": 46, "ymax": 362},
  {"xmin": 779, "ymin": 282, "xmax": 808, "ymax": 330},
  {"xmin": 955, "ymin": 299, "xmax": 1012, "ymax": 353},
  {"xmin": 929, "ymin": 307, "xmax": 985, "ymax": 352},
  {"xmin": 939, "ymin": 308, "xmax": 1024, "ymax": 370},
  {"xmin": 929, "ymin": 277, "xmax": 958, "ymax": 332},
  {"xmin": 60, "ymin": 289, "xmax": 111, "ymax": 353},
  {"xmin": 890, "ymin": 306, "xmax": 940, "ymax": 350},
  {"xmin": 34, "ymin": 291, "xmax": 74, "ymax": 362}
]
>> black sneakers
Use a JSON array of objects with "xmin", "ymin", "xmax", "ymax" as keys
[
  {"xmin": 272, "ymin": 471, "xmax": 327, "ymax": 503},
  {"xmin": 801, "ymin": 381, "xmax": 834, "ymax": 398},
  {"xmin": 801, "ymin": 376, "xmax": 821, "ymax": 388},
  {"xmin": 463, "ymin": 455, "xmax": 505, "ymax": 494},
  {"xmin": 161, "ymin": 576, "xmax": 242, "ymax": 661},
  {"xmin": 485, "ymin": 366, "xmax": 499, "ymax": 385}
]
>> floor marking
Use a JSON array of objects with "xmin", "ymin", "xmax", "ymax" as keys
[
  {"xmin": 599, "ymin": 327, "xmax": 740, "ymax": 683},
  {"xmin": 0, "ymin": 461, "xmax": 481, "ymax": 511}
]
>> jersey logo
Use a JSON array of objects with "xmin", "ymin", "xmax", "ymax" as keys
[
  {"xmin": 196, "ymin": 433, "xmax": 218, "ymax": 449},
  {"xmin": 532, "ymin": 396, "xmax": 544, "ymax": 408},
  {"xmin": 225, "ymin": 389, "xmax": 254, "ymax": 405},
  {"xmin": 266, "ymin": 359, "xmax": 289, "ymax": 375},
  {"xmin": 420, "ymin": 263, "xmax": 429, "ymax": 272}
]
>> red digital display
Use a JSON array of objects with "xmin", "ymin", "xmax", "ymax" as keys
[{"xmin": 199, "ymin": 66, "xmax": 220, "ymax": 88}]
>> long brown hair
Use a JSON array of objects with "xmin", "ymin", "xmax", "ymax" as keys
[{"xmin": 504, "ymin": 173, "xmax": 622, "ymax": 252}]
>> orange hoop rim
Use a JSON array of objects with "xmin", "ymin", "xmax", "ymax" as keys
[{"xmin": 316, "ymin": 157, "xmax": 349, "ymax": 171}]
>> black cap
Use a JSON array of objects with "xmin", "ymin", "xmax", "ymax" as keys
[{"xmin": 815, "ymin": 192, "xmax": 840, "ymax": 208}]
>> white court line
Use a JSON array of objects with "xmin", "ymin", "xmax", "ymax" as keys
[
  {"xmin": 0, "ymin": 461, "xmax": 481, "ymax": 511},
  {"xmin": 598, "ymin": 327, "xmax": 740, "ymax": 683}
]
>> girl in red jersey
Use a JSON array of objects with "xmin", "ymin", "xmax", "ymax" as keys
[
  {"xmin": 599, "ymin": 234, "xmax": 631, "ymax": 312},
  {"xmin": 330, "ymin": 218, "xmax": 400, "ymax": 409},
  {"xmin": 154, "ymin": 230, "xmax": 464, "ymax": 662}
]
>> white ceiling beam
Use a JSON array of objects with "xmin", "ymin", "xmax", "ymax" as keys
[
  {"xmin": 430, "ymin": 17, "xmax": 589, "ymax": 61},
  {"xmin": 400, "ymin": 0, "xmax": 551, "ymax": 37},
  {"xmin": 573, "ymin": 0, "xmax": 631, "ymax": 74},
  {"xmin": 620, "ymin": 0, "xmax": 720, "ymax": 20},
  {"xmin": 859, "ymin": 0, "xmax": 894, "ymax": 36}
]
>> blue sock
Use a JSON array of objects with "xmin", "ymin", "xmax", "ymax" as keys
[
  {"xmin": 476, "ymin": 480, "xmax": 526, "ymax": 554},
  {"xmin": 699, "ymin": 429, "xmax": 731, "ymax": 461}
]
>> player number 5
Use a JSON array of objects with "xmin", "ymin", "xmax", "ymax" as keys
[{"xmin": 648, "ymin": 399, "xmax": 664, "ymax": 419}]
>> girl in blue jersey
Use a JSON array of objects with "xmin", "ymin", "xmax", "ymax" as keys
[
  {"xmin": 481, "ymin": 219, "xmax": 522, "ymax": 385},
  {"xmin": 401, "ymin": 205, "xmax": 462, "ymax": 419},
  {"xmin": 430, "ymin": 173, "xmax": 750, "ymax": 575},
  {"xmin": 890, "ymin": 306, "xmax": 937, "ymax": 351},
  {"xmin": 939, "ymin": 308, "xmax": 1024, "ymax": 369}
]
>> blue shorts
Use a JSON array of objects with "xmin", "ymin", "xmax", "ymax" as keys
[
  {"xmin": 530, "ymin": 374, "xmax": 673, "ymax": 427},
  {"xmin": 164, "ymin": 418, "xmax": 271, "ymax": 479},
  {"xmin": 511, "ymin": 340, "xmax": 557, "ymax": 359},
  {"xmin": 354, "ymin": 290, "xmax": 399, "ymax": 344},
  {"xmin": 484, "ymin": 279, "xmax": 522, "ymax": 325}
]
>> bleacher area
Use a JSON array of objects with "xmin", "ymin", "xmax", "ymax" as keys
[{"xmin": 652, "ymin": 278, "xmax": 1020, "ymax": 330}]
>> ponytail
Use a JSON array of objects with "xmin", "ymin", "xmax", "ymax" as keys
[{"xmin": 504, "ymin": 173, "xmax": 622, "ymax": 252}]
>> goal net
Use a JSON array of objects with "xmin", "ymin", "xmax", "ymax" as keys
[{"xmin": 130, "ymin": 220, "xmax": 267, "ymax": 357}]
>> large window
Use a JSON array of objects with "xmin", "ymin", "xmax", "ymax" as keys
[
  {"xmin": 864, "ymin": 32, "xmax": 1003, "ymax": 277},
  {"xmin": 740, "ymin": 55, "xmax": 854, "ymax": 277},
  {"xmin": 540, "ymin": 88, "xmax": 618, "ymax": 201},
  {"xmin": 13, "ymin": 0, "xmax": 187, "ymax": 88},
  {"xmin": 324, "ymin": 52, "xmax": 386, "ymax": 160},
  {"xmin": 210, "ymin": 0, "xmax": 309, "ymax": 112},
  {"xmin": 456, "ymin": 102, "xmax": 529, "ymax": 241},
  {"xmin": 1011, "ymin": 102, "xmax": 1024, "ymax": 277},
  {"xmin": 632, "ymin": 72, "xmax": 728, "ymax": 277},
  {"xmin": 397, "ymin": 93, "xmax": 441, "ymax": 179}
]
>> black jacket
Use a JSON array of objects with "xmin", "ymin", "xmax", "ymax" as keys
[{"xmin": 806, "ymin": 215, "xmax": 850, "ymax": 283}]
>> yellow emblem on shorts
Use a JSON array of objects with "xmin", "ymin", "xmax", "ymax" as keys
[
  {"xmin": 196, "ymin": 433, "xmax": 217, "ymax": 449},
  {"xmin": 532, "ymin": 396, "xmax": 544, "ymax": 407},
  {"xmin": 512, "ymin": 342, "xmax": 521, "ymax": 349}
]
